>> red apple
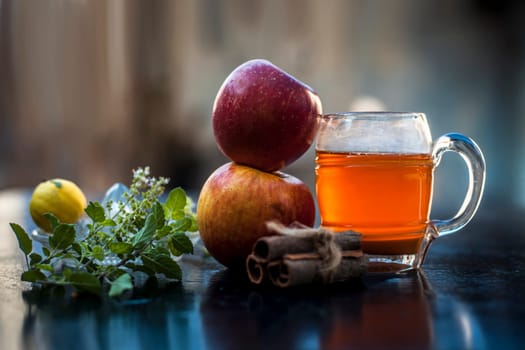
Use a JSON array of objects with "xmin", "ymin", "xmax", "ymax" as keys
[
  {"xmin": 212, "ymin": 59, "xmax": 323, "ymax": 172},
  {"xmin": 197, "ymin": 162, "xmax": 316, "ymax": 268}
]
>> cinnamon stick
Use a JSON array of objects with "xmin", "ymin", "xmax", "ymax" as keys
[
  {"xmin": 245, "ymin": 224, "xmax": 367, "ymax": 287},
  {"xmin": 246, "ymin": 250, "xmax": 365, "ymax": 285},
  {"xmin": 246, "ymin": 254, "xmax": 266, "ymax": 284},
  {"xmin": 252, "ymin": 230, "xmax": 361, "ymax": 262},
  {"xmin": 267, "ymin": 254, "xmax": 367, "ymax": 288}
]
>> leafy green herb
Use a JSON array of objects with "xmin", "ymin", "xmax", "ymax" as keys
[
  {"xmin": 109, "ymin": 273, "xmax": 133, "ymax": 297},
  {"xmin": 10, "ymin": 223, "xmax": 32, "ymax": 256},
  {"xmin": 10, "ymin": 167, "xmax": 197, "ymax": 298}
]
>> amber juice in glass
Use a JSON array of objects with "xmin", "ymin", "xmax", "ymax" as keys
[
  {"xmin": 316, "ymin": 112, "xmax": 485, "ymax": 271},
  {"xmin": 316, "ymin": 151, "xmax": 434, "ymax": 255}
]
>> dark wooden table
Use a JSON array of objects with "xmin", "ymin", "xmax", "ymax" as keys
[{"xmin": 1, "ymin": 190, "xmax": 524, "ymax": 350}]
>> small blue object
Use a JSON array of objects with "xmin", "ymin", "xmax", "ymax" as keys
[{"xmin": 102, "ymin": 183, "xmax": 129, "ymax": 204}]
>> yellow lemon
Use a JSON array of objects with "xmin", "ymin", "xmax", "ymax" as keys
[{"xmin": 29, "ymin": 178, "xmax": 87, "ymax": 233}]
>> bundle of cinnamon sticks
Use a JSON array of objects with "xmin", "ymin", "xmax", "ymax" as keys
[{"xmin": 246, "ymin": 222, "xmax": 367, "ymax": 288}]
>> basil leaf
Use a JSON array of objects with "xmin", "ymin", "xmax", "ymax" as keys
[
  {"xmin": 124, "ymin": 262, "xmax": 154, "ymax": 276},
  {"xmin": 72, "ymin": 243, "xmax": 83, "ymax": 256},
  {"xmin": 109, "ymin": 242, "xmax": 133, "ymax": 255},
  {"xmin": 29, "ymin": 253, "xmax": 42, "ymax": 265},
  {"xmin": 66, "ymin": 271, "xmax": 101, "ymax": 295},
  {"xmin": 92, "ymin": 245, "xmax": 105, "ymax": 261},
  {"xmin": 43, "ymin": 213, "xmax": 60, "ymax": 231},
  {"xmin": 171, "ymin": 217, "xmax": 192, "ymax": 232},
  {"xmin": 21, "ymin": 270, "xmax": 47, "ymax": 282},
  {"xmin": 165, "ymin": 187, "xmax": 187, "ymax": 212},
  {"xmin": 49, "ymin": 224, "xmax": 76, "ymax": 250},
  {"xmin": 141, "ymin": 252, "xmax": 182, "ymax": 280},
  {"xmin": 152, "ymin": 201, "xmax": 165, "ymax": 230},
  {"xmin": 42, "ymin": 247, "xmax": 51, "ymax": 257},
  {"xmin": 35, "ymin": 264, "xmax": 53, "ymax": 272},
  {"xmin": 85, "ymin": 201, "xmax": 106, "ymax": 223},
  {"xmin": 101, "ymin": 219, "xmax": 117, "ymax": 227},
  {"xmin": 168, "ymin": 233, "xmax": 193, "ymax": 256},
  {"xmin": 109, "ymin": 273, "xmax": 133, "ymax": 297},
  {"xmin": 133, "ymin": 202, "xmax": 164, "ymax": 247},
  {"xmin": 10, "ymin": 223, "xmax": 32, "ymax": 255},
  {"xmin": 155, "ymin": 226, "xmax": 172, "ymax": 239}
]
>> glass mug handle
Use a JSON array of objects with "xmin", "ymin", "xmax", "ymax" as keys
[{"xmin": 431, "ymin": 133, "xmax": 486, "ymax": 236}]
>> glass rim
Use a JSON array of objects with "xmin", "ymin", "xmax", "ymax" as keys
[{"xmin": 321, "ymin": 111, "xmax": 426, "ymax": 120}]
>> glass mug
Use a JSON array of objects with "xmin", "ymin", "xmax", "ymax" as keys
[{"xmin": 315, "ymin": 112, "xmax": 486, "ymax": 271}]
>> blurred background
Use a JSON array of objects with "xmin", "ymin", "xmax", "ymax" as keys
[{"xmin": 0, "ymin": 0, "xmax": 524, "ymax": 216}]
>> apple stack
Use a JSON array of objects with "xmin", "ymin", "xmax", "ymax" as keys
[{"xmin": 197, "ymin": 59, "xmax": 323, "ymax": 268}]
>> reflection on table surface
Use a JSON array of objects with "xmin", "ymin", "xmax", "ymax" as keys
[
  {"xmin": 200, "ymin": 269, "xmax": 468, "ymax": 350},
  {"xmin": 0, "ymin": 190, "xmax": 524, "ymax": 350},
  {"xmin": 13, "ymin": 263, "xmax": 486, "ymax": 350}
]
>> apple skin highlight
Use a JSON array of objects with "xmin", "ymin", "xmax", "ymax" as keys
[{"xmin": 197, "ymin": 162, "xmax": 316, "ymax": 268}]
